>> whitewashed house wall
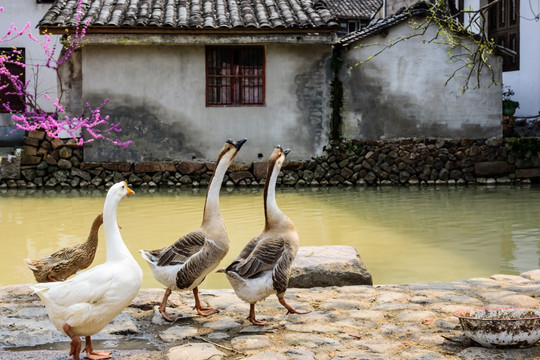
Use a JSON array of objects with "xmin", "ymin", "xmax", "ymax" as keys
[
  {"xmin": 72, "ymin": 35, "xmax": 334, "ymax": 163},
  {"xmin": 339, "ymin": 18, "xmax": 503, "ymax": 140}
]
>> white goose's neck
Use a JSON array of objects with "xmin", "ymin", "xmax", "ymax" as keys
[
  {"xmin": 103, "ymin": 194, "xmax": 132, "ymax": 263},
  {"xmin": 264, "ymin": 164, "xmax": 285, "ymax": 227},
  {"xmin": 203, "ymin": 154, "xmax": 231, "ymax": 224}
]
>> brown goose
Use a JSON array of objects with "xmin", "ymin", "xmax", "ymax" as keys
[
  {"xmin": 221, "ymin": 145, "xmax": 310, "ymax": 325},
  {"xmin": 25, "ymin": 213, "xmax": 104, "ymax": 283},
  {"xmin": 141, "ymin": 138, "xmax": 247, "ymax": 321}
]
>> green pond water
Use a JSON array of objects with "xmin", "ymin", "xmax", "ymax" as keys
[{"xmin": 1, "ymin": 185, "xmax": 539, "ymax": 289}]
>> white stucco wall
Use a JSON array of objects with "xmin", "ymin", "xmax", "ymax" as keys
[
  {"xmin": 340, "ymin": 19, "xmax": 503, "ymax": 140},
  {"xmin": 464, "ymin": 0, "xmax": 539, "ymax": 117},
  {"xmin": 78, "ymin": 39, "xmax": 333, "ymax": 163},
  {"xmin": 0, "ymin": 0, "xmax": 59, "ymax": 128},
  {"xmin": 502, "ymin": 3, "xmax": 540, "ymax": 117}
]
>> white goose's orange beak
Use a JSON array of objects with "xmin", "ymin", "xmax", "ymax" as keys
[{"xmin": 125, "ymin": 182, "xmax": 135, "ymax": 197}]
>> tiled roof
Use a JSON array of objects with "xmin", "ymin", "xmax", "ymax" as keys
[
  {"xmin": 325, "ymin": 0, "xmax": 382, "ymax": 19},
  {"xmin": 337, "ymin": 1, "xmax": 430, "ymax": 46},
  {"xmin": 38, "ymin": 0, "xmax": 339, "ymax": 33}
]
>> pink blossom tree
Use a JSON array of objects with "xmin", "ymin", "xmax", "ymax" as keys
[{"xmin": 0, "ymin": 1, "xmax": 131, "ymax": 148}]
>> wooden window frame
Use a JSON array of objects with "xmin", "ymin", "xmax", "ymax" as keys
[
  {"xmin": 205, "ymin": 46, "xmax": 265, "ymax": 107},
  {"xmin": 347, "ymin": 20, "xmax": 359, "ymax": 33},
  {"xmin": 488, "ymin": 0, "xmax": 520, "ymax": 72},
  {"xmin": 0, "ymin": 48, "xmax": 26, "ymax": 113},
  {"xmin": 457, "ymin": 0, "xmax": 465, "ymax": 24}
]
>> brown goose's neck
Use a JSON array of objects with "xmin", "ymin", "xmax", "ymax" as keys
[
  {"xmin": 203, "ymin": 153, "xmax": 231, "ymax": 224},
  {"xmin": 83, "ymin": 213, "xmax": 103, "ymax": 249},
  {"xmin": 264, "ymin": 159, "xmax": 285, "ymax": 230}
]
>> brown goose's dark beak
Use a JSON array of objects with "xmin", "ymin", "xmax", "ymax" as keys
[
  {"xmin": 284, "ymin": 149, "xmax": 291, "ymax": 157},
  {"xmin": 228, "ymin": 138, "xmax": 247, "ymax": 150}
]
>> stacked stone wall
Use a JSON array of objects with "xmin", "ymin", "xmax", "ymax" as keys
[{"xmin": 2, "ymin": 132, "xmax": 540, "ymax": 189}]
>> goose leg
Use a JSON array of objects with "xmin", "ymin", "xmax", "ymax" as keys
[
  {"xmin": 62, "ymin": 323, "xmax": 81, "ymax": 360},
  {"xmin": 83, "ymin": 336, "xmax": 111, "ymax": 359},
  {"xmin": 278, "ymin": 297, "xmax": 311, "ymax": 316},
  {"xmin": 248, "ymin": 303, "xmax": 267, "ymax": 326},
  {"xmin": 159, "ymin": 288, "xmax": 181, "ymax": 322},
  {"xmin": 47, "ymin": 274, "xmax": 58, "ymax": 282},
  {"xmin": 193, "ymin": 287, "xmax": 219, "ymax": 316}
]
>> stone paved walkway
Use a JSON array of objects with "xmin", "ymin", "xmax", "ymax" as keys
[{"xmin": 1, "ymin": 270, "xmax": 539, "ymax": 360}]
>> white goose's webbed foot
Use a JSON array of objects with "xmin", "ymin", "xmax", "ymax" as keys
[
  {"xmin": 83, "ymin": 336, "xmax": 111, "ymax": 359},
  {"xmin": 63, "ymin": 323, "xmax": 82, "ymax": 360}
]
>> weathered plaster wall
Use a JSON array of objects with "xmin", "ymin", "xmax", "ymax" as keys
[
  {"xmin": 79, "ymin": 42, "xmax": 332, "ymax": 163},
  {"xmin": 339, "ymin": 21, "xmax": 503, "ymax": 141},
  {"xmin": 381, "ymin": 0, "xmax": 413, "ymax": 17}
]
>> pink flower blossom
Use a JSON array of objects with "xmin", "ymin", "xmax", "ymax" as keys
[{"xmin": 0, "ymin": 0, "xmax": 130, "ymax": 148}]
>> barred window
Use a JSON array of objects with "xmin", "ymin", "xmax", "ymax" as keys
[
  {"xmin": 206, "ymin": 46, "xmax": 265, "ymax": 106},
  {"xmin": 0, "ymin": 48, "xmax": 26, "ymax": 113}
]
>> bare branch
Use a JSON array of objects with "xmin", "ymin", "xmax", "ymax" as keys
[{"xmin": 348, "ymin": 0, "xmax": 499, "ymax": 93}]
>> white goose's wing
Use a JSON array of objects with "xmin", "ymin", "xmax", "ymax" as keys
[{"xmin": 32, "ymin": 263, "xmax": 116, "ymax": 307}]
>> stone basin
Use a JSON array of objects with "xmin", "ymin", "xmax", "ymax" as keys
[{"xmin": 454, "ymin": 308, "xmax": 540, "ymax": 348}]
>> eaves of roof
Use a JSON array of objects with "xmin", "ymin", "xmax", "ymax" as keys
[
  {"xmin": 337, "ymin": 2, "xmax": 431, "ymax": 47},
  {"xmin": 38, "ymin": 0, "xmax": 340, "ymax": 35}
]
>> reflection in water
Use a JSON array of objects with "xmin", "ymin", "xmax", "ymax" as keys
[{"xmin": 1, "ymin": 185, "xmax": 539, "ymax": 288}]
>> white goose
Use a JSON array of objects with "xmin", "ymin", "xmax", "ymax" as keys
[
  {"xmin": 221, "ymin": 145, "xmax": 310, "ymax": 325},
  {"xmin": 141, "ymin": 138, "xmax": 247, "ymax": 321},
  {"xmin": 31, "ymin": 181, "xmax": 142, "ymax": 360}
]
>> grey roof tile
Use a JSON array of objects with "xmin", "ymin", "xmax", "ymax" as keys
[
  {"xmin": 325, "ymin": 0, "xmax": 382, "ymax": 19},
  {"xmin": 39, "ymin": 0, "xmax": 339, "ymax": 32},
  {"xmin": 337, "ymin": 1, "xmax": 431, "ymax": 46}
]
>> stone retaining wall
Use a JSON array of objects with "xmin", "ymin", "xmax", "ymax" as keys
[{"xmin": 1, "ymin": 131, "xmax": 540, "ymax": 189}]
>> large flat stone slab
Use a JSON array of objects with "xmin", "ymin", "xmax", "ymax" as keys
[{"xmin": 289, "ymin": 246, "xmax": 372, "ymax": 288}]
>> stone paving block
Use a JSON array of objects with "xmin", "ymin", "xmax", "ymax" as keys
[
  {"xmin": 284, "ymin": 348, "xmax": 316, "ymax": 360},
  {"xmin": 521, "ymin": 269, "xmax": 540, "ymax": 281},
  {"xmin": 396, "ymin": 310, "xmax": 437, "ymax": 323},
  {"xmin": 203, "ymin": 317, "xmax": 242, "ymax": 331},
  {"xmin": 497, "ymin": 294, "xmax": 539, "ymax": 308},
  {"xmin": 168, "ymin": 343, "xmax": 225, "ymax": 360},
  {"xmin": 242, "ymin": 352, "xmax": 288, "ymax": 360},
  {"xmin": 159, "ymin": 325, "xmax": 198, "ymax": 342},
  {"xmin": 376, "ymin": 291, "xmax": 410, "ymax": 303},
  {"xmin": 231, "ymin": 335, "xmax": 271, "ymax": 351}
]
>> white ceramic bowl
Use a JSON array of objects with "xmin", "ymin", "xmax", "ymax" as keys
[{"xmin": 453, "ymin": 308, "xmax": 540, "ymax": 348}]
